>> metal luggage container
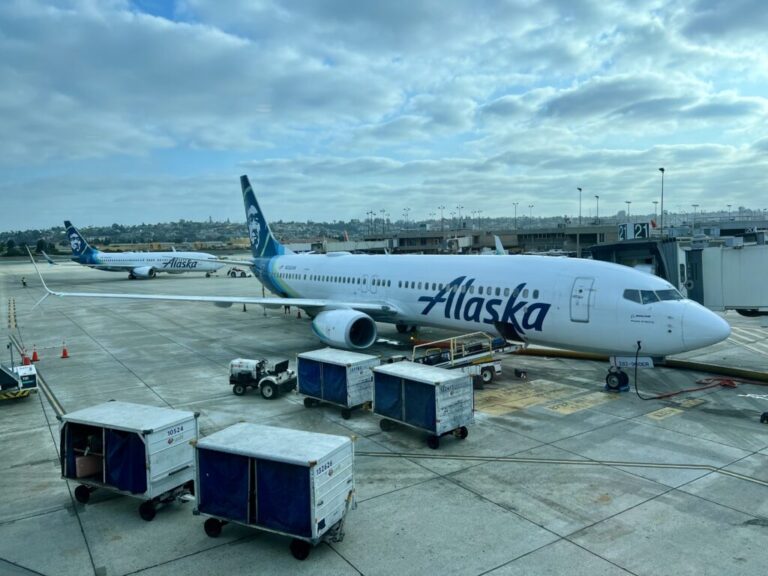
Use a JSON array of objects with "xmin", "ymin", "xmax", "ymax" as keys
[
  {"xmin": 195, "ymin": 423, "xmax": 355, "ymax": 560},
  {"xmin": 373, "ymin": 361, "xmax": 474, "ymax": 449},
  {"xmin": 59, "ymin": 401, "xmax": 198, "ymax": 520},
  {"xmin": 297, "ymin": 348, "xmax": 380, "ymax": 418}
]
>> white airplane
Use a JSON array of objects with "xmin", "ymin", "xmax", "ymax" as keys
[
  {"xmin": 32, "ymin": 176, "xmax": 730, "ymax": 387},
  {"xmin": 63, "ymin": 220, "xmax": 224, "ymax": 279}
]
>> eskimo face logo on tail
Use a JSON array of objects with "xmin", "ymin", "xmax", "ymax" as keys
[
  {"xmin": 247, "ymin": 205, "xmax": 261, "ymax": 250},
  {"xmin": 69, "ymin": 233, "xmax": 82, "ymax": 254},
  {"xmin": 418, "ymin": 277, "xmax": 551, "ymax": 336}
]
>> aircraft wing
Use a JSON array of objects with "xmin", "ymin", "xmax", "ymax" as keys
[{"xmin": 27, "ymin": 248, "xmax": 397, "ymax": 316}]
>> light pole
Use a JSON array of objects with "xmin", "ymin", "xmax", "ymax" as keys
[
  {"xmin": 692, "ymin": 203, "xmax": 699, "ymax": 232},
  {"xmin": 652, "ymin": 200, "xmax": 658, "ymax": 226},
  {"xmin": 402, "ymin": 207, "xmax": 410, "ymax": 230},
  {"xmin": 659, "ymin": 167, "xmax": 665, "ymax": 237},
  {"xmin": 594, "ymin": 195, "xmax": 599, "ymax": 224},
  {"xmin": 625, "ymin": 201, "xmax": 632, "ymax": 222},
  {"xmin": 576, "ymin": 187, "xmax": 582, "ymax": 257},
  {"xmin": 528, "ymin": 204, "xmax": 534, "ymax": 227},
  {"xmin": 438, "ymin": 205, "xmax": 445, "ymax": 237},
  {"xmin": 577, "ymin": 187, "xmax": 582, "ymax": 226},
  {"xmin": 380, "ymin": 209, "xmax": 386, "ymax": 235},
  {"xmin": 477, "ymin": 209, "xmax": 483, "ymax": 230},
  {"xmin": 727, "ymin": 204, "xmax": 732, "ymax": 221},
  {"xmin": 456, "ymin": 205, "xmax": 464, "ymax": 229},
  {"xmin": 512, "ymin": 202, "xmax": 519, "ymax": 230}
]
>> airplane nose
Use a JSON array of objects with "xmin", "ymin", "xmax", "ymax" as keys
[{"xmin": 682, "ymin": 304, "xmax": 731, "ymax": 350}]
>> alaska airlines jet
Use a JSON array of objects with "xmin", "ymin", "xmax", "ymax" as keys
[
  {"xmin": 34, "ymin": 177, "xmax": 730, "ymax": 386},
  {"xmin": 64, "ymin": 220, "xmax": 224, "ymax": 279}
]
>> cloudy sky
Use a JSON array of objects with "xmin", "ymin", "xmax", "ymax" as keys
[{"xmin": 1, "ymin": 0, "xmax": 767, "ymax": 231}]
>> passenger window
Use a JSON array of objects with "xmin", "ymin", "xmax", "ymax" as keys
[
  {"xmin": 398, "ymin": 281, "xmax": 402, "ymax": 288},
  {"xmin": 522, "ymin": 289, "xmax": 529, "ymax": 298},
  {"xmin": 623, "ymin": 289, "xmax": 641, "ymax": 303},
  {"xmin": 387, "ymin": 280, "xmax": 391, "ymax": 287},
  {"xmin": 461, "ymin": 284, "xmax": 467, "ymax": 293},
  {"xmin": 432, "ymin": 283, "xmax": 436, "ymax": 290},
  {"xmin": 439, "ymin": 284, "xmax": 443, "ymax": 290},
  {"xmin": 533, "ymin": 289, "xmax": 539, "ymax": 299},
  {"xmin": 469, "ymin": 286, "xmax": 474, "ymax": 294},
  {"xmin": 418, "ymin": 282, "xmax": 422, "ymax": 289},
  {"xmin": 495, "ymin": 287, "xmax": 501, "ymax": 296},
  {"xmin": 641, "ymin": 290, "xmax": 659, "ymax": 304},
  {"xmin": 504, "ymin": 288, "xmax": 510, "ymax": 297}
]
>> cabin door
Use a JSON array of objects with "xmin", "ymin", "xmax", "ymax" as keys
[{"xmin": 570, "ymin": 277, "xmax": 594, "ymax": 322}]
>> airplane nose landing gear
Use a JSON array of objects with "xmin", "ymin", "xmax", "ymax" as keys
[{"xmin": 605, "ymin": 367, "xmax": 630, "ymax": 392}]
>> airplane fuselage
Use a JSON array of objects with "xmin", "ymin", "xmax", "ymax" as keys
[
  {"xmin": 257, "ymin": 253, "xmax": 729, "ymax": 357},
  {"xmin": 74, "ymin": 251, "xmax": 223, "ymax": 274}
]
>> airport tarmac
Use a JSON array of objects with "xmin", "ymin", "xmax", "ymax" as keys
[{"xmin": 1, "ymin": 259, "xmax": 767, "ymax": 576}]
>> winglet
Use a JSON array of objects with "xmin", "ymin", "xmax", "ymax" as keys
[
  {"xmin": 494, "ymin": 235, "xmax": 507, "ymax": 255},
  {"xmin": 26, "ymin": 246, "xmax": 57, "ymax": 296}
]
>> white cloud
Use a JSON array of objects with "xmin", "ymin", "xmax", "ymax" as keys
[{"xmin": 2, "ymin": 0, "xmax": 768, "ymax": 232}]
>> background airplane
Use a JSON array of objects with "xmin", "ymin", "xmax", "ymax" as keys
[
  {"xmin": 64, "ymin": 220, "xmax": 224, "ymax": 279},
  {"xmin": 32, "ymin": 177, "xmax": 731, "ymax": 386}
]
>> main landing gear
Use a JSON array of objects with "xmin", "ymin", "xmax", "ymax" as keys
[{"xmin": 605, "ymin": 367, "xmax": 630, "ymax": 392}]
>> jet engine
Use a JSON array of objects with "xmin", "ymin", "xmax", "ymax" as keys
[
  {"xmin": 311, "ymin": 309, "xmax": 377, "ymax": 349},
  {"xmin": 130, "ymin": 266, "xmax": 156, "ymax": 279}
]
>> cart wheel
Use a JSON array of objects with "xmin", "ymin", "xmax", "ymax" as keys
[
  {"xmin": 480, "ymin": 367, "xmax": 494, "ymax": 384},
  {"xmin": 303, "ymin": 397, "xmax": 318, "ymax": 408},
  {"xmin": 761, "ymin": 412, "xmax": 768, "ymax": 424},
  {"xmin": 427, "ymin": 435, "xmax": 440, "ymax": 450},
  {"xmin": 289, "ymin": 538, "xmax": 311, "ymax": 561},
  {"xmin": 204, "ymin": 518, "xmax": 223, "ymax": 538},
  {"xmin": 260, "ymin": 381, "xmax": 276, "ymax": 399},
  {"xmin": 379, "ymin": 419, "xmax": 394, "ymax": 432},
  {"xmin": 139, "ymin": 501, "xmax": 156, "ymax": 522},
  {"xmin": 341, "ymin": 408, "xmax": 352, "ymax": 420},
  {"xmin": 456, "ymin": 426, "xmax": 469, "ymax": 440},
  {"xmin": 233, "ymin": 383, "xmax": 246, "ymax": 396},
  {"xmin": 74, "ymin": 484, "xmax": 91, "ymax": 504}
]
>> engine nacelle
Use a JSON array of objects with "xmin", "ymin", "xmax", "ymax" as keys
[
  {"xmin": 311, "ymin": 309, "xmax": 377, "ymax": 349},
  {"xmin": 131, "ymin": 266, "xmax": 156, "ymax": 279}
]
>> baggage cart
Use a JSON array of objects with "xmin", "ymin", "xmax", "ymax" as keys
[
  {"xmin": 194, "ymin": 422, "xmax": 355, "ymax": 560},
  {"xmin": 59, "ymin": 401, "xmax": 198, "ymax": 520},
  {"xmin": 297, "ymin": 348, "xmax": 379, "ymax": 419},
  {"xmin": 373, "ymin": 362, "xmax": 474, "ymax": 449}
]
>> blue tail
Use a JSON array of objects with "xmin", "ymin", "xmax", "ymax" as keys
[
  {"xmin": 241, "ymin": 175, "xmax": 293, "ymax": 259},
  {"xmin": 63, "ymin": 220, "xmax": 98, "ymax": 262}
]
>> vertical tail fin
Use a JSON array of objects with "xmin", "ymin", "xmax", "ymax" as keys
[
  {"xmin": 63, "ymin": 220, "xmax": 96, "ymax": 260},
  {"xmin": 241, "ymin": 175, "xmax": 293, "ymax": 259}
]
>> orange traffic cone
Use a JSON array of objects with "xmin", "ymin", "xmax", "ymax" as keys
[
  {"xmin": 31, "ymin": 346, "xmax": 39, "ymax": 362},
  {"xmin": 61, "ymin": 341, "xmax": 69, "ymax": 359},
  {"xmin": 22, "ymin": 350, "xmax": 31, "ymax": 365}
]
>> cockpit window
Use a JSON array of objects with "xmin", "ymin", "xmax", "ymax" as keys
[
  {"xmin": 656, "ymin": 289, "xmax": 684, "ymax": 301},
  {"xmin": 623, "ymin": 289, "xmax": 641, "ymax": 303},
  {"xmin": 641, "ymin": 290, "xmax": 659, "ymax": 304}
]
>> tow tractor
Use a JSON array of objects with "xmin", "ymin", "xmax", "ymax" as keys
[
  {"xmin": 0, "ymin": 363, "xmax": 37, "ymax": 400},
  {"xmin": 229, "ymin": 358, "xmax": 296, "ymax": 399},
  {"xmin": 411, "ymin": 332, "xmax": 515, "ymax": 386}
]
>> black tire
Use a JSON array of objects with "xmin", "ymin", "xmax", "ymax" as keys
[
  {"xmin": 396, "ymin": 323, "xmax": 409, "ymax": 334},
  {"xmin": 205, "ymin": 272, "xmax": 211, "ymax": 278},
  {"xmin": 457, "ymin": 426, "xmax": 469, "ymax": 440},
  {"xmin": 618, "ymin": 371, "xmax": 630, "ymax": 388},
  {"xmin": 480, "ymin": 367, "xmax": 494, "ymax": 383},
  {"xmin": 427, "ymin": 435, "xmax": 440, "ymax": 450},
  {"xmin": 605, "ymin": 372, "xmax": 622, "ymax": 391},
  {"xmin": 290, "ymin": 538, "xmax": 311, "ymax": 561},
  {"xmin": 204, "ymin": 518, "xmax": 223, "ymax": 538},
  {"xmin": 341, "ymin": 408, "xmax": 352, "ymax": 420},
  {"xmin": 229, "ymin": 271, "xmax": 236, "ymax": 278},
  {"xmin": 303, "ymin": 397, "xmax": 318, "ymax": 408},
  {"xmin": 761, "ymin": 412, "xmax": 768, "ymax": 424},
  {"xmin": 260, "ymin": 381, "xmax": 276, "ymax": 399},
  {"xmin": 379, "ymin": 419, "xmax": 394, "ymax": 432},
  {"xmin": 139, "ymin": 501, "xmax": 156, "ymax": 522},
  {"xmin": 239, "ymin": 271, "xmax": 247, "ymax": 278},
  {"xmin": 233, "ymin": 383, "xmax": 246, "ymax": 396},
  {"xmin": 74, "ymin": 484, "xmax": 91, "ymax": 504}
]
